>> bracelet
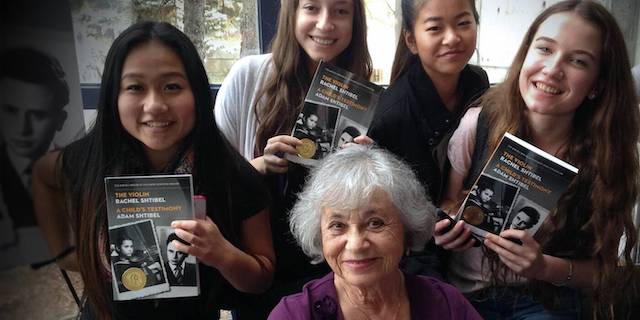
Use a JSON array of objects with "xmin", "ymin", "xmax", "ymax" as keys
[{"xmin": 551, "ymin": 259, "xmax": 573, "ymax": 287}]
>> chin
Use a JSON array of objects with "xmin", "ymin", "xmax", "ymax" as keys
[{"xmin": 342, "ymin": 272, "xmax": 385, "ymax": 286}]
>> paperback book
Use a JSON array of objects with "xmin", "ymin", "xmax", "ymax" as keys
[
  {"xmin": 105, "ymin": 174, "xmax": 202, "ymax": 300},
  {"xmin": 456, "ymin": 133, "xmax": 578, "ymax": 239},
  {"xmin": 287, "ymin": 61, "xmax": 384, "ymax": 166}
]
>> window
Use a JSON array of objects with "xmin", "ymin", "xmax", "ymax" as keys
[
  {"xmin": 72, "ymin": 0, "xmax": 259, "ymax": 84},
  {"xmin": 364, "ymin": 0, "xmax": 398, "ymax": 85}
]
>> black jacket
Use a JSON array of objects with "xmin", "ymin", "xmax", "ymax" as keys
[{"xmin": 369, "ymin": 58, "xmax": 489, "ymax": 203}]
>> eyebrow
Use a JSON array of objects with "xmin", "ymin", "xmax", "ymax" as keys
[
  {"xmin": 423, "ymin": 11, "xmax": 472, "ymax": 24},
  {"xmin": 121, "ymin": 71, "xmax": 187, "ymax": 80},
  {"xmin": 534, "ymin": 36, "xmax": 597, "ymax": 60},
  {"xmin": 327, "ymin": 211, "xmax": 348, "ymax": 220}
]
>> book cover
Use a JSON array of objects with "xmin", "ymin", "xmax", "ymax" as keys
[
  {"xmin": 105, "ymin": 174, "xmax": 200, "ymax": 300},
  {"xmin": 287, "ymin": 61, "xmax": 384, "ymax": 166},
  {"xmin": 456, "ymin": 133, "xmax": 578, "ymax": 239}
]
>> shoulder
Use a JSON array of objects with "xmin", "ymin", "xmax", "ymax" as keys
[
  {"xmin": 464, "ymin": 64, "xmax": 490, "ymax": 85},
  {"xmin": 410, "ymin": 275, "xmax": 462, "ymax": 297},
  {"xmin": 451, "ymin": 106, "xmax": 482, "ymax": 143},
  {"xmin": 216, "ymin": 54, "xmax": 273, "ymax": 109},
  {"xmin": 33, "ymin": 150, "xmax": 63, "ymax": 187},
  {"xmin": 269, "ymin": 273, "xmax": 337, "ymax": 320},
  {"xmin": 408, "ymin": 275, "xmax": 482, "ymax": 319},
  {"xmin": 232, "ymin": 152, "xmax": 266, "ymax": 187},
  {"xmin": 227, "ymin": 54, "xmax": 273, "ymax": 77},
  {"xmin": 376, "ymin": 71, "xmax": 411, "ymax": 115},
  {"xmin": 369, "ymin": 73, "xmax": 411, "ymax": 136},
  {"xmin": 218, "ymin": 54, "xmax": 273, "ymax": 95},
  {"xmin": 460, "ymin": 106, "xmax": 482, "ymax": 128},
  {"xmin": 226, "ymin": 152, "xmax": 270, "ymax": 218},
  {"xmin": 448, "ymin": 106, "xmax": 482, "ymax": 159},
  {"xmin": 33, "ymin": 150, "xmax": 61, "ymax": 175}
]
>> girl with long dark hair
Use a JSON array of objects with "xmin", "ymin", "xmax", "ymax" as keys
[{"xmin": 33, "ymin": 21, "xmax": 274, "ymax": 319}]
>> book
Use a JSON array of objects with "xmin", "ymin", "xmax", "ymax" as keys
[
  {"xmin": 105, "ymin": 174, "xmax": 201, "ymax": 300},
  {"xmin": 455, "ymin": 132, "xmax": 578, "ymax": 239},
  {"xmin": 287, "ymin": 61, "xmax": 384, "ymax": 166}
]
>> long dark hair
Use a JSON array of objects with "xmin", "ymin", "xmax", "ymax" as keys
[
  {"xmin": 253, "ymin": 0, "xmax": 372, "ymax": 153},
  {"xmin": 478, "ymin": 1, "xmax": 639, "ymax": 317},
  {"xmin": 390, "ymin": 0, "xmax": 479, "ymax": 83},
  {"xmin": 60, "ymin": 21, "xmax": 242, "ymax": 318}
]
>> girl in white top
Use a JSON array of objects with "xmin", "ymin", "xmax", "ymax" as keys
[
  {"xmin": 213, "ymin": 0, "xmax": 373, "ymax": 318},
  {"xmin": 214, "ymin": 0, "xmax": 372, "ymax": 168}
]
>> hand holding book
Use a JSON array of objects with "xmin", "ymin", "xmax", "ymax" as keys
[
  {"xmin": 434, "ymin": 211, "xmax": 477, "ymax": 251},
  {"xmin": 483, "ymin": 229, "xmax": 545, "ymax": 278},
  {"xmin": 171, "ymin": 216, "xmax": 233, "ymax": 270},
  {"xmin": 255, "ymin": 135, "xmax": 302, "ymax": 174}
]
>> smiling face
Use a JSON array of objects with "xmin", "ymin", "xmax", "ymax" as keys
[
  {"xmin": 405, "ymin": 0, "xmax": 477, "ymax": 80},
  {"xmin": 518, "ymin": 13, "xmax": 602, "ymax": 118},
  {"xmin": 295, "ymin": 0, "xmax": 354, "ymax": 71},
  {"xmin": 321, "ymin": 189, "xmax": 404, "ymax": 288},
  {"xmin": 117, "ymin": 40, "xmax": 195, "ymax": 170}
]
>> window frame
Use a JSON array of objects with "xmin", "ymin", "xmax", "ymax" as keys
[{"xmin": 82, "ymin": 1, "xmax": 279, "ymax": 109}]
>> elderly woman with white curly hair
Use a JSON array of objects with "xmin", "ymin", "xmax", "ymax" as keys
[{"xmin": 268, "ymin": 146, "xmax": 480, "ymax": 319}]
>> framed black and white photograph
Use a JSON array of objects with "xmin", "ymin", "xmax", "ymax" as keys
[
  {"xmin": 0, "ymin": 0, "xmax": 85, "ymax": 269},
  {"xmin": 334, "ymin": 116, "xmax": 367, "ymax": 150},
  {"xmin": 462, "ymin": 174, "xmax": 520, "ymax": 238},
  {"xmin": 141, "ymin": 226, "xmax": 199, "ymax": 299},
  {"xmin": 288, "ymin": 102, "xmax": 341, "ymax": 166},
  {"xmin": 108, "ymin": 220, "xmax": 169, "ymax": 300},
  {"xmin": 502, "ymin": 195, "xmax": 549, "ymax": 235}
]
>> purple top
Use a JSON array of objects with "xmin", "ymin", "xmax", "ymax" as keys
[{"xmin": 268, "ymin": 272, "xmax": 481, "ymax": 320}]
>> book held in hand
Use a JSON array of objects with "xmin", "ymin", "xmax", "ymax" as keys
[
  {"xmin": 456, "ymin": 133, "xmax": 578, "ymax": 240},
  {"xmin": 105, "ymin": 174, "xmax": 201, "ymax": 300},
  {"xmin": 287, "ymin": 61, "xmax": 384, "ymax": 166}
]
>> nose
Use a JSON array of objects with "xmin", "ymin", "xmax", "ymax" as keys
[
  {"xmin": 143, "ymin": 89, "xmax": 168, "ymax": 114},
  {"xmin": 542, "ymin": 55, "xmax": 564, "ymax": 79},
  {"xmin": 443, "ymin": 27, "xmax": 461, "ymax": 46},
  {"xmin": 345, "ymin": 228, "xmax": 369, "ymax": 251},
  {"xmin": 315, "ymin": 9, "xmax": 335, "ymax": 31}
]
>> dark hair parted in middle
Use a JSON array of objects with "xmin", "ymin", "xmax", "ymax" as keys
[
  {"xmin": 60, "ymin": 21, "xmax": 244, "ymax": 318},
  {"xmin": 390, "ymin": 0, "xmax": 479, "ymax": 82}
]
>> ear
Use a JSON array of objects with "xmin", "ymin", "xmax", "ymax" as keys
[{"xmin": 403, "ymin": 31, "xmax": 418, "ymax": 55}]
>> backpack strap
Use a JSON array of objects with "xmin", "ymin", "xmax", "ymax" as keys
[{"xmin": 463, "ymin": 109, "xmax": 491, "ymax": 190}]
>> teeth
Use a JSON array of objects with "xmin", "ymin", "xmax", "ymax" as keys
[
  {"xmin": 535, "ymin": 82, "xmax": 562, "ymax": 95},
  {"xmin": 146, "ymin": 121, "xmax": 170, "ymax": 128},
  {"xmin": 311, "ymin": 37, "xmax": 335, "ymax": 45}
]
